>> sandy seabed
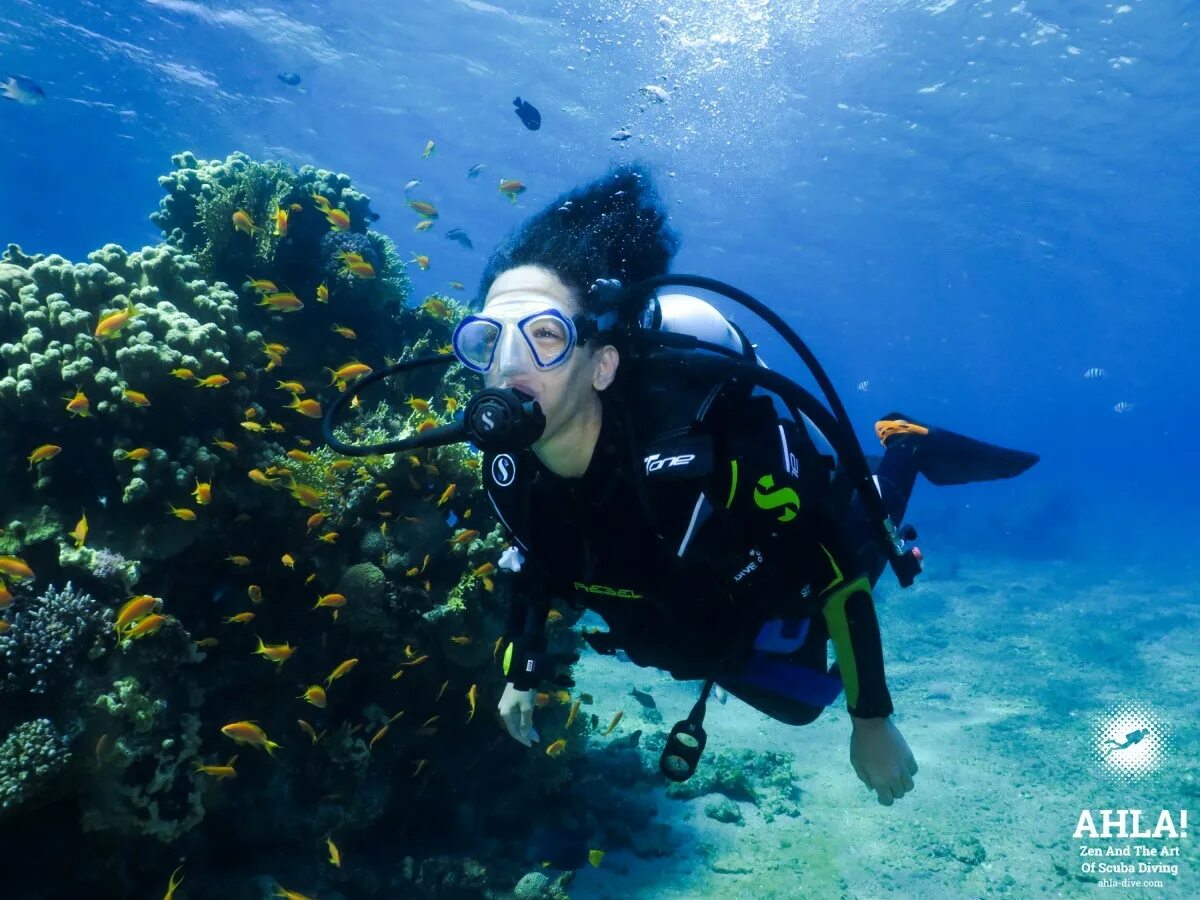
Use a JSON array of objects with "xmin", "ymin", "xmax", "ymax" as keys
[{"xmin": 551, "ymin": 555, "xmax": 1200, "ymax": 900}]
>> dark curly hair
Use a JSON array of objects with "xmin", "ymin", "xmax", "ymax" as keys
[{"xmin": 474, "ymin": 163, "xmax": 679, "ymax": 317}]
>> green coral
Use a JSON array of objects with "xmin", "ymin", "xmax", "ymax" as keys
[{"xmin": 94, "ymin": 677, "xmax": 167, "ymax": 734}]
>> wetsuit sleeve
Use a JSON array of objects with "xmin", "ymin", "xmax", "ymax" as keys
[
  {"xmin": 503, "ymin": 565, "xmax": 552, "ymax": 654},
  {"xmin": 710, "ymin": 395, "xmax": 895, "ymax": 719},
  {"xmin": 500, "ymin": 560, "xmax": 559, "ymax": 690}
]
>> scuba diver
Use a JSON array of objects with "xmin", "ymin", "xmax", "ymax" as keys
[{"xmin": 322, "ymin": 164, "xmax": 1039, "ymax": 806}]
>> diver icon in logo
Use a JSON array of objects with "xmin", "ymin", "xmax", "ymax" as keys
[{"xmin": 1090, "ymin": 700, "xmax": 1174, "ymax": 782}]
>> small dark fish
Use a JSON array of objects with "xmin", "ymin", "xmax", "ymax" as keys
[
  {"xmin": 630, "ymin": 687, "xmax": 656, "ymax": 710},
  {"xmin": 513, "ymin": 96, "xmax": 541, "ymax": 131},
  {"xmin": 610, "ymin": 127, "xmax": 633, "ymax": 142},
  {"xmin": 1, "ymin": 74, "xmax": 45, "ymax": 105},
  {"xmin": 466, "ymin": 163, "xmax": 487, "ymax": 179},
  {"xmin": 278, "ymin": 72, "xmax": 302, "ymax": 86},
  {"xmin": 444, "ymin": 228, "xmax": 473, "ymax": 250},
  {"xmin": 368, "ymin": 212, "xmax": 381, "ymax": 222}
]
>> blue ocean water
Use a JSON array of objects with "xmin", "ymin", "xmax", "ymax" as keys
[{"xmin": 2, "ymin": 1, "xmax": 1198, "ymax": 897}]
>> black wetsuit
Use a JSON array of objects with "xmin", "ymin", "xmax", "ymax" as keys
[{"xmin": 485, "ymin": 384, "xmax": 910, "ymax": 723}]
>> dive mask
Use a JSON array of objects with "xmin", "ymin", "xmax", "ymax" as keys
[{"xmin": 452, "ymin": 305, "xmax": 618, "ymax": 374}]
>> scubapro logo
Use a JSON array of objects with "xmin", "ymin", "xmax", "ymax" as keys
[
  {"xmin": 1090, "ymin": 699, "xmax": 1175, "ymax": 783},
  {"xmin": 753, "ymin": 474, "xmax": 800, "ymax": 523},
  {"xmin": 491, "ymin": 454, "xmax": 516, "ymax": 487}
]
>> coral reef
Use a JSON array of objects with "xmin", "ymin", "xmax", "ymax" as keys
[
  {"xmin": 0, "ymin": 150, "xmax": 596, "ymax": 897},
  {"xmin": 0, "ymin": 582, "xmax": 112, "ymax": 696}
]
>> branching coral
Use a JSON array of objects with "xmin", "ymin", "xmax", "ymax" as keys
[
  {"xmin": 0, "ymin": 718, "xmax": 70, "ymax": 813},
  {"xmin": 0, "ymin": 582, "xmax": 112, "ymax": 696}
]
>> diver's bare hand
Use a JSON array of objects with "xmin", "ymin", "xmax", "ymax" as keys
[
  {"xmin": 849, "ymin": 715, "xmax": 918, "ymax": 806},
  {"xmin": 498, "ymin": 682, "xmax": 539, "ymax": 747}
]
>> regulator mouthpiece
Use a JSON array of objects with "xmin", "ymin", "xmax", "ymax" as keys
[{"xmin": 462, "ymin": 387, "xmax": 546, "ymax": 453}]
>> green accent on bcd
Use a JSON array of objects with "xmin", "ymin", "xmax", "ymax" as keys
[
  {"xmin": 502, "ymin": 641, "xmax": 514, "ymax": 676},
  {"xmin": 821, "ymin": 575, "xmax": 871, "ymax": 708},
  {"xmin": 752, "ymin": 474, "xmax": 800, "ymax": 522}
]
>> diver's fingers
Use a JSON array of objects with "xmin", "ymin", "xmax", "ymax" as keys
[
  {"xmin": 520, "ymin": 699, "xmax": 534, "ymax": 740},
  {"xmin": 876, "ymin": 783, "xmax": 897, "ymax": 806},
  {"xmin": 900, "ymin": 771, "xmax": 915, "ymax": 795}
]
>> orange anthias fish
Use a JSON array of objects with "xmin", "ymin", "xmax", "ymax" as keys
[
  {"xmin": 566, "ymin": 699, "xmax": 581, "ymax": 729},
  {"xmin": 317, "ymin": 282, "xmax": 330, "ymax": 303},
  {"xmin": 420, "ymin": 298, "xmax": 453, "ymax": 320},
  {"xmin": 115, "ymin": 447, "xmax": 151, "ymax": 461},
  {"xmin": 26, "ymin": 443, "xmax": 62, "ymax": 469},
  {"xmin": 0, "ymin": 556, "xmax": 34, "ymax": 581},
  {"xmin": 448, "ymin": 528, "xmax": 478, "ymax": 545},
  {"xmin": 466, "ymin": 683, "xmax": 478, "ymax": 722},
  {"xmin": 220, "ymin": 720, "xmax": 281, "ymax": 755},
  {"xmin": 408, "ymin": 199, "xmax": 439, "ymax": 218},
  {"xmin": 341, "ymin": 259, "xmax": 375, "ymax": 279},
  {"xmin": 167, "ymin": 505, "xmax": 197, "ymax": 521},
  {"xmin": 254, "ymin": 636, "xmax": 296, "ymax": 665},
  {"xmin": 122, "ymin": 389, "xmax": 151, "ymax": 407},
  {"xmin": 258, "ymin": 292, "xmax": 304, "ymax": 313},
  {"xmin": 192, "ymin": 479, "xmax": 212, "ymax": 505},
  {"xmin": 286, "ymin": 396, "xmax": 323, "ymax": 418},
  {"xmin": 326, "ymin": 362, "xmax": 372, "ymax": 385},
  {"xmin": 437, "ymin": 483, "xmax": 457, "ymax": 507},
  {"xmin": 325, "ymin": 208, "xmax": 351, "ymax": 231},
  {"xmin": 70, "ymin": 511, "xmax": 88, "ymax": 549},
  {"xmin": 194, "ymin": 374, "xmax": 230, "ymax": 388},
  {"xmin": 114, "ymin": 594, "xmax": 161, "ymax": 636},
  {"xmin": 123, "ymin": 613, "xmax": 168, "ymax": 641},
  {"xmin": 312, "ymin": 593, "xmax": 346, "ymax": 610},
  {"xmin": 324, "ymin": 657, "xmax": 358, "ymax": 688},
  {"xmin": 273, "ymin": 206, "xmax": 289, "ymax": 237},
  {"xmin": 545, "ymin": 738, "xmax": 567, "ymax": 758},
  {"xmin": 603, "ymin": 710, "xmax": 623, "ymax": 736},
  {"xmin": 64, "ymin": 389, "xmax": 90, "ymax": 417},
  {"xmin": 331, "ymin": 324, "xmax": 357, "ymax": 340},
  {"xmin": 94, "ymin": 299, "xmax": 138, "ymax": 339},
  {"xmin": 246, "ymin": 277, "xmax": 277, "ymax": 294},
  {"xmin": 421, "ymin": 139, "xmax": 436, "ymax": 158},
  {"xmin": 299, "ymin": 685, "xmax": 327, "ymax": 708},
  {"xmin": 232, "ymin": 210, "xmax": 259, "ymax": 236},
  {"xmin": 410, "ymin": 254, "xmax": 430, "ymax": 270},
  {"xmin": 499, "ymin": 179, "xmax": 527, "ymax": 203},
  {"xmin": 195, "ymin": 755, "xmax": 239, "ymax": 779}
]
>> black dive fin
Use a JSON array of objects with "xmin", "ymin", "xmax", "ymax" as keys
[{"xmin": 879, "ymin": 412, "xmax": 1039, "ymax": 486}]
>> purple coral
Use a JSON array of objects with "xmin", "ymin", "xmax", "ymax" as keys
[
  {"xmin": 0, "ymin": 582, "xmax": 113, "ymax": 695},
  {"xmin": 90, "ymin": 548, "xmax": 129, "ymax": 582}
]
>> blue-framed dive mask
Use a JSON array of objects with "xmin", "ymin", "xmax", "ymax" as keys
[{"xmin": 452, "ymin": 306, "xmax": 616, "ymax": 374}]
